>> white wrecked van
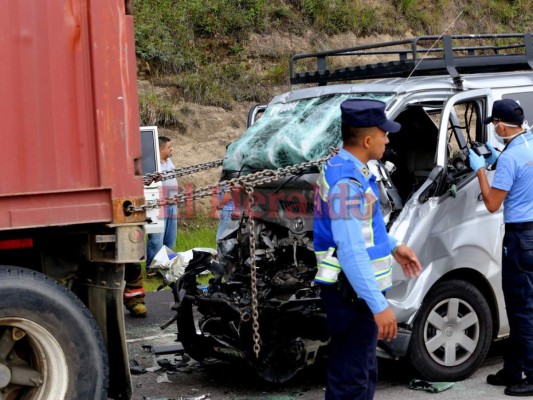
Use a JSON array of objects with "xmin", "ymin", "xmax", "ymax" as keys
[{"xmin": 174, "ymin": 34, "xmax": 533, "ymax": 383}]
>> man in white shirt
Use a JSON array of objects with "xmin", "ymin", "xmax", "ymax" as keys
[{"xmin": 146, "ymin": 136, "xmax": 178, "ymax": 269}]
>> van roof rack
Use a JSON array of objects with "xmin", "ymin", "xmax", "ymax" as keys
[{"xmin": 290, "ymin": 33, "xmax": 533, "ymax": 89}]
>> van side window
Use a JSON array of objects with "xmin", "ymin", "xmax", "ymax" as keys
[
  {"xmin": 446, "ymin": 101, "xmax": 484, "ymax": 185},
  {"xmin": 388, "ymin": 106, "xmax": 439, "ymax": 202}
]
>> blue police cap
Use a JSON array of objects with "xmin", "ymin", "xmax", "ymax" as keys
[
  {"xmin": 340, "ymin": 99, "xmax": 401, "ymax": 133},
  {"xmin": 483, "ymin": 99, "xmax": 524, "ymax": 125}
]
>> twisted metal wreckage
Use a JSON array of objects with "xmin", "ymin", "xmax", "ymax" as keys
[{"xmin": 129, "ymin": 150, "xmax": 405, "ymax": 383}]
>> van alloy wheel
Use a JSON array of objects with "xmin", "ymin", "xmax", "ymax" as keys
[
  {"xmin": 423, "ymin": 298, "xmax": 479, "ymax": 366},
  {"xmin": 408, "ymin": 279, "xmax": 493, "ymax": 381}
]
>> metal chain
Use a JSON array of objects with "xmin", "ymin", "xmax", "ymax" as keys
[
  {"xmin": 130, "ymin": 149, "xmax": 338, "ymax": 360},
  {"xmin": 244, "ymin": 184, "xmax": 261, "ymax": 358},
  {"xmin": 143, "ymin": 159, "xmax": 223, "ymax": 185},
  {"xmin": 128, "ymin": 151, "xmax": 336, "ymax": 213}
]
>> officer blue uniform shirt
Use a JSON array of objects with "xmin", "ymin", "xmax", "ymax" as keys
[
  {"xmin": 492, "ymin": 131, "xmax": 533, "ymax": 223},
  {"xmin": 328, "ymin": 148, "xmax": 398, "ymax": 314}
]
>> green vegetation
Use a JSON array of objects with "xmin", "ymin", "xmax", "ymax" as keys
[
  {"xmin": 156, "ymin": 63, "xmax": 270, "ymax": 110},
  {"xmin": 132, "ymin": 0, "xmax": 533, "ymax": 120},
  {"xmin": 175, "ymin": 217, "xmax": 218, "ymax": 252},
  {"xmin": 138, "ymin": 91, "xmax": 184, "ymax": 129},
  {"xmin": 142, "ymin": 268, "xmax": 164, "ymax": 292},
  {"xmin": 300, "ymin": 0, "xmax": 380, "ymax": 34}
]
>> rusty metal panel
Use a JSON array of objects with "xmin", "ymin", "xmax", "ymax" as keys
[
  {"xmin": 0, "ymin": 1, "xmax": 144, "ymax": 229},
  {"xmin": 0, "ymin": 190, "xmax": 112, "ymax": 229}
]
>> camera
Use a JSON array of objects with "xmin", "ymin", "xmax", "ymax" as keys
[{"xmin": 470, "ymin": 141, "xmax": 492, "ymax": 158}]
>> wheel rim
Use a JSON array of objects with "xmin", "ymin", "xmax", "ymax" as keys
[
  {"xmin": 0, "ymin": 318, "xmax": 68, "ymax": 400},
  {"xmin": 423, "ymin": 297, "xmax": 480, "ymax": 367}
]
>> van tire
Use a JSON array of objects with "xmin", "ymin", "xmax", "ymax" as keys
[
  {"xmin": 408, "ymin": 279, "xmax": 492, "ymax": 381},
  {"xmin": 0, "ymin": 266, "xmax": 108, "ymax": 399}
]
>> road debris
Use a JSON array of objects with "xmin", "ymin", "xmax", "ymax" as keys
[
  {"xmin": 407, "ymin": 378, "xmax": 454, "ymax": 393},
  {"xmin": 129, "ymin": 359, "xmax": 147, "ymax": 375},
  {"xmin": 156, "ymin": 372, "xmax": 172, "ymax": 383},
  {"xmin": 151, "ymin": 344, "xmax": 185, "ymax": 355},
  {"xmin": 143, "ymin": 395, "xmax": 211, "ymax": 400}
]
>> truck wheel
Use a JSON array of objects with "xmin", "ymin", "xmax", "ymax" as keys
[
  {"xmin": 0, "ymin": 266, "xmax": 108, "ymax": 399},
  {"xmin": 408, "ymin": 279, "xmax": 492, "ymax": 381}
]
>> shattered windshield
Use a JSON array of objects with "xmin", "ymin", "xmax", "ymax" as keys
[{"xmin": 223, "ymin": 93, "xmax": 396, "ymax": 174}]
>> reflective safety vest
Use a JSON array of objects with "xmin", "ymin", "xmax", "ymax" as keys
[{"xmin": 313, "ymin": 154, "xmax": 393, "ymax": 292}]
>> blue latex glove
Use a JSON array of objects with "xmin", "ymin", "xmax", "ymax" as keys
[
  {"xmin": 468, "ymin": 149, "xmax": 485, "ymax": 172},
  {"xmin": 485, "ymin": 142, "xmax": 499, "ymax": 166}
]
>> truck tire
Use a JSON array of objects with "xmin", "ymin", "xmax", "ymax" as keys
[
  {"xmin": 408, "ymin": 279, "xmax": 492, "ymax": 381},
  {"xmin": 0, "ymin": 266, "xmax": 108, "ymax": 399}
]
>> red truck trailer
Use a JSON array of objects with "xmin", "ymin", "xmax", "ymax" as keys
[{"xmin": 0, "ymin": 1, "xmax": 145, "ymax": 399}]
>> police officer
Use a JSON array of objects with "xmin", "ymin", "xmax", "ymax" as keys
[
  {"xmin": 469, "ymin": 99, "xmax": 533, "ymax": 397},
  {"xmin": 314, "ymin": 99, "xmax": 422, "ymax": 400}
]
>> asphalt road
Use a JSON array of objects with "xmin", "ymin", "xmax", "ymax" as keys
[{"xmin": 125, "ymin": 290, "xmax": 509, "ymax": 400}]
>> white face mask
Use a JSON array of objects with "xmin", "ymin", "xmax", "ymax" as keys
[
  {"xmin": 493, "ymin": 122, "xmax": 523, "ymax": 144},
  {"xmin": 494, "ymin": 132, "xmax": 505, "ymax": 144}
]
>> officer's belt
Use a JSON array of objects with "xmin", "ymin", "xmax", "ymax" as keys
[{"xmin": 506, "ymin": 221, "xmax": 533, "ymax": 231}]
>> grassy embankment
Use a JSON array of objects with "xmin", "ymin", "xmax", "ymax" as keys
[{"xmin": 133, "ymin": 0, "xmax": 533, "ymax": 126}]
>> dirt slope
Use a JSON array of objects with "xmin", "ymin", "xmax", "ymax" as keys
[{"xmin": 158, "ymin": 101, "xmax": 254, "ymax": 188}]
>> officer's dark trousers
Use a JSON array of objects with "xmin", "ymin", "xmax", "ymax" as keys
[
  {"xmin": 320, "ymin": 286, "xmax": 378, "ymax": 400},
  {"xmin": 501, "ymin": 227, "xmax": 533, "ymax": 381}
]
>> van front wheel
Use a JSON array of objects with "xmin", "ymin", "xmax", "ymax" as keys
[{"xmin": 408, "ymin": 279, "xmax": 493, "ymax": 381}]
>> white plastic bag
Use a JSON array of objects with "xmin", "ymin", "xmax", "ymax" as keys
[{"xmin": 149, "ymin": 246, "xmax": 217, "ymax": 282}]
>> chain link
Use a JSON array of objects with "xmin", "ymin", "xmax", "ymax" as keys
[
  {"xmin": 143, "ymin": 159, "xmax": 223, "ymax": 186},
  {"xmin": 129, "ymin": 151, "xmax": 336, "ymax": 213},
  {"xmin": 130, "ymin": 150, "xmax": 337, "ymax": 358},
  {"xmin": 244, "ymin": 185, "xmax": 261, "ymax": 358}
]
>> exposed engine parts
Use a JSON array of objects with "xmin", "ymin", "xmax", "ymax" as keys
[{"xmin": 173, "ymin": 218, "xmax": 329, "ymax": 382}]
